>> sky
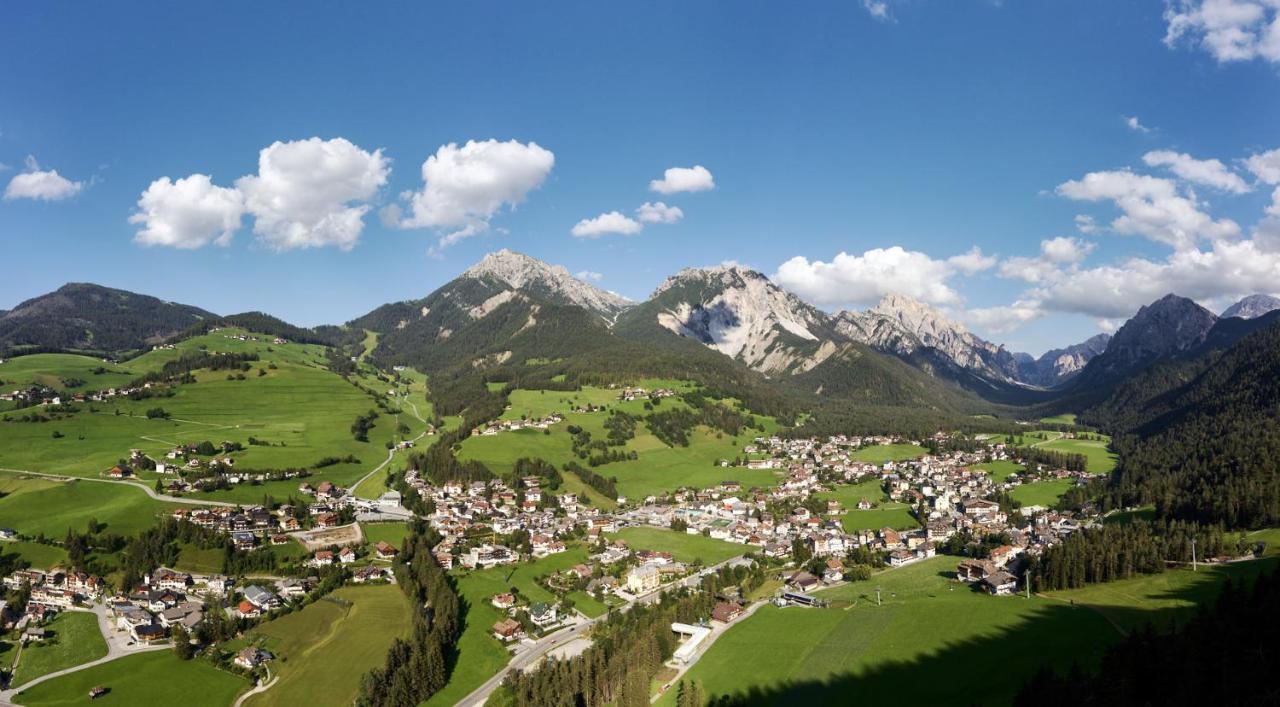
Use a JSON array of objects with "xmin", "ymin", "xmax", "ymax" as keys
[{"xmin": 1, "ymin": 1, "xmax": 1278, "ymax": 356}]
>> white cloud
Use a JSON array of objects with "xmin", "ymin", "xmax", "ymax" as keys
[
  {"xmin": 947, "ymin": 247, "xmax": 998, "ymax": 274},
  {"xmin": 130, "ymin": 174, "xmax": 244, "ymax": 249},
  {"xmin": 635, "ymin": 201, "xmax": 683, "ymax": 224},
  {"xmin": 999, "ymin": 237, "xmax": 1094, "ymax": 283},
  {"xmin": 1164, "ymin": 0, "xmax": 1280, "ymax": 64},
  {"xmin": 4, "ymin": 155, "xmax": 83, "ymax": 201},
  {"xmin": 571, "ymin": 211, "xmax": 643, "ymax": 238},
  {"xmin": 1142, "ymin": 149, "xmax": 1251, "ymax": 193},
  {"xmin": 1074, "ymin": 214, "xmax": 1100, "ymax": 234},
  {"xmin": 1267, "ymin": 186, "xmax": 1280, "ymax": 217},
  {"xmin": 649, "ymin": 165, "xmax": 715, "ymax": 194},
  {"xmin": 1040, "ymin": 236, "xmax": 1095, "ymax": 263},
  {"xmin": 1056, "ymin": 169, "xmax": 1240, "ymax": 249},
  {"xmin": 862, "ymin": 0, "xmax": 891, "ymax": 21},
  {"xmin": 1245, "ymin": 147, "xmax": 1280, "ymax": 184},
  {"xmin": 773, "ymin": 246, "xmax": 992, "ymax": 308},
  {"xmin": 966, "ymin": 300, "xmax": 1045, "ymax": 333},
  {"xmin": 575, "ymin": 270, "xmax": 603, "ymax": 282},
  {"xmin": 395, "ymin": 139, "xmax": 554, "ymax": 250},
  {"xmin": 1125, "ymin": 115, "xmax": 1152, "ymax": 133},
  {"xmin": 235, "ymin": 137, "xmax": 389, "ymax": 252}
]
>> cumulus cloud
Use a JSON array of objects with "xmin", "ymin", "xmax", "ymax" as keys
[
  {"xmin": 571, "ymin": 211, "xmax": 643, "ymax": 238},
  {"xmin": 1164, "ymin": 0, "xmax": 1280, "ymax": 64},
  {"xmin": 4, "ymin": 155, "xmax": 84, "ymax": 201},
  {"xmin": 1125, "ymin": 115, "xmax": 1152, "ymax": 133},
  {"xmin": 1056, "ymin": 169, "xmax": 1240, "ymax": 249},
  {"xmin": 999, "ymin": 237, "xmax": 1095, "ymax": 283},
  {"xmin": 575, "ymin": 270, "xmax": 603, "ymax": 282},
  {"xmin": 235, "ymin": 137, "xmax": 389, "ymax": 252},
  {"xmin": 393, "ymin": 139, "xmax": 554, "ymax": 250},
  {"xmin": 965, "ymin": 300, "xmax": 1045, "ymax": 334},
  {"xmin": 773, "ymin": 246, "xmax": 993, "ymax": 308},
  {"xmin": 1245, "ymin": 147, "xmax": 1280, "ymax": 184},
  {"xmin": 1142, "ymin": 149, "xmax": 1251, "ymax": 193},
  {"xmin": 649, "ymin": 165, "xmax": 715, "ymax": 194},
  {"xmin": 132, "ymin": 137, "xmax": 388, "ymax": 251},
  {"xmin": 635, "ymin": 201, "xmax": 683, "ymax": 224},
  {"xmin": 130, "ymin": 174, "xmax": 244, "ymax": 249}
]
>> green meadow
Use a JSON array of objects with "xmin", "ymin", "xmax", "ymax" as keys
[
  {"xmin": 1009, "ymin": 479, "xmax": 1075, "ymax": 507},
  {"xmin": 0, "ymin": 354, "xmax": 137, "ymax": 393},
  {"xmin": 460, "ymin": 384, "xmax": 781, "ymax": 501},
  {"xmin": 1038, "ymin": 413, "xmax": 1077, "ymax": 425},
  {"xmin": 1039, "ymin": 436, "xmax": 1117, "ymax": 474},
  {"xmin": 971, "ymin": 460, "xmax": 1023, "ymax": 483},
  {"xmin": 606, "ymin": 527, "xmax": 743, "ymax": 565},
  {"xmin": 9, "ymin": 611, "xmax": 107, "ymax": 687},
  {"xmin": 237, "ymin": 585, "xmax": 412, "ymax": 707},
  {"xmin": 815, "ymin": 480, "xmax": 921, "ymax": 532},
  {"xmin": 658, "ymin": 556, "xmax": 1117, "ymax": 706},
  {"xmin": 1044, "ymin": 557, "xmax": 1280, "ymax": 632},
  {"xmin": 0, "ymin": 540, "xmax": 68, "ymax": 569},
  {"xmin": 12, "ymin": 650, "xmax": 246, "ymax": 707},
  {"xmin": 850, "ymin": 444, "xmax": 928, "ymax": 465},
  {"xmin": 0, "ymin": 328, "xmax": 434, "ymax": 509},
  {"xmin": 0, "ymin": 474, "xmax": 176, "ymax": 539}
]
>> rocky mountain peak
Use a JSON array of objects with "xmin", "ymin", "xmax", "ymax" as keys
[
  {"xmin": 1104, "ymin": 293, "xmax": 1217, "ymax": 362},
  {"xmin": 462, "ymin": 249, "xmax": 632, "ymax": 315},
  {"xmin": 1221, "ymin": 294, "xmax": 1280, "ymax": 320}
]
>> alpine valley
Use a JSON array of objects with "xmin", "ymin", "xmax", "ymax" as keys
[{"xmin": 2, "ymin": 249, "xmax": 1279, "ymax": 707}]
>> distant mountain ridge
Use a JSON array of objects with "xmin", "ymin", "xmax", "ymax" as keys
[
  {"xmin": 1221, "ymin": 293, "xmax": 1280, "ymax": 320},
  {"xmin": 0, "ymin": 283, "xmax": 215, "ymax": 354}
]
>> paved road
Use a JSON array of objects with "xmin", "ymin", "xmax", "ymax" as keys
[
  {"xmin": 0, "ymin": 467, "xmax": 235, "ymax": 507},
  {"xmin": 0, "ymin": 604, "xmax": 167, "ymax": 705},
  {"xmin": 454, "ymin": 555, "xmax": 750, "ymax": 707}
]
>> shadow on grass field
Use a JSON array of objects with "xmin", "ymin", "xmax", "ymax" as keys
[{"xmin": 660, "ymin": 556, "xmax": 1279, "ymax": 707}]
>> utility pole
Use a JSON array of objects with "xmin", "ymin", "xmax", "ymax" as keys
[
  {"xmin": 876, "ymin": 586, "xmax": 881, "ymax": 607},
  {"xmin": 1191, "ymin": 538, "xmax": 1197, "ymax": 572},
  {"xmin": 1026, "ymin": 573, "xmax": 1031, "ymax": 599}
]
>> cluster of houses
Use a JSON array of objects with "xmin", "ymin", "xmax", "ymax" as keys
[
  {"xmin": 616, "ymin": 386, "xmax": 676, "ymax": 402},
  {"xmin": 473, "ymin": 412, "xmax": 564, "ymax": 437},
  {"xmin": 1, "ymin": 568, "xmax": 104, "ymax": 628}
]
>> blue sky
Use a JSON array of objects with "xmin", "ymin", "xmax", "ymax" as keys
[{"xmin": 2, "ymin": 1, "xmax": 1277, "ymax": 355}]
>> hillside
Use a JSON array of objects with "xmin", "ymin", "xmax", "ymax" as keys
[{"xmin": 0, "ymin": 283, "xmax": 216, "ymax": 354}]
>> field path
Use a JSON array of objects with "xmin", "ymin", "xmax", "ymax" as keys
[
  {"xmin": 233, "ymin": 670, "xmax": 278, "ymax": 707},
  {"xmin": 0, "ymin": 467, "xmax": 235, "ymax": 507},
  {"xmin": 349, "ymin": 394, "xmax": 429, "ymax": 500}
]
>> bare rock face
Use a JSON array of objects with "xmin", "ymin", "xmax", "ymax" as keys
[
  {"xmin": 833, "ymin": 294, "xmax": 1022, "ymax": 383},
  {"xmin": 463, "ymin": 249, "xmax": 632, "ymax": 318},
  {"xmin": 1222, "ymin": 294, "xmax": 1280, "ymax": 320}
]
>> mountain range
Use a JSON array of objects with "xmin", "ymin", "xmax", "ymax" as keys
[{"xmin": 3, "ymin": 249, "xmax": 1279, "ymax": 421}]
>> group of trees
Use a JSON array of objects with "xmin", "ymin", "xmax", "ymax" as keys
[
  {"xmin": 564, "ymin": 461, "xmax": 619, "ymax": 500},
  {"xmin": 351, "ymin": 409, "xmax": 379, "ymax": 442},
  {"xmin": 1015, "ymin": 568, "xmax": 1280, "ymax": 706},
  {"xmin": 357, "ymin": 522, "xmax": 460, "ymax": 706},
  {"xmin": 1083, "ymin": 315, "xmax": 1280, "ymax": 529},
  {"xmin": 1011, "ymin": 445, "xmax": 1089, "ymax": 473},
  {"xmin": 1028, "ymin": 520, "xmax": 1229, "ymax": 591}
]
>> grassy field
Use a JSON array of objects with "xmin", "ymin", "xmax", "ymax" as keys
[
  {"xmin": 971, "ymin": 460, "xmax": 1023, "ymax": 483},
  {"xmin": 12, "ymin": 650, "xmax": 247, "ymax": 707},
  {"xmin": 238, "ymin": 585, "xmax": 412, "ymax": 707},
  {"xmin": 814, "ymin": 480, "xmax": 919, "ymax": 532},
  {"xmin": 9, "ymin": 611, "xmax": 108, "ymax": 687},
  {"xmin": 851, "ymin": 444, "xmax": 927, "ymax": 465},
  {"xmin": 0, "ymin": 354, "xmax": 139, "ymax": 393},
  {"xmin": 1039, "ymin": 436, "xmax": 1117, "ymax": 474},
  {"xmin": 425, "ymin": 546, "xmax": 600, "ymax": 707},
  {"xmin": 658, "ymin": 556, "xmax": 1117, "ymax": 706},
  {"xmin": 606, "ymin": 527, "xmax": 743, "ymax": 565},
  {"xmin": 1009, "ymin": 479, "xmax": 1074, "ymax": 507},
  {"xmin": 0, "ymin": 540, "xmax": 68, "ymax": 569},
  {"xmin": 0, "ymin": 328, "xmax": 426, "ymax": 508},
  {"xmin": 360, "ymin": 521, "xmax": 410, "ymax": 550},
  {"xmin": 1045, "ymin": 556, "xmax": 1280, "ymax": 632},
  {"xmin": 0, "ymin": 473, "xmax": 176, "ymax": 539},
  {"xmin": 1039, "ymin": 413, "xmax": 1078, "ymax": 425}
]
